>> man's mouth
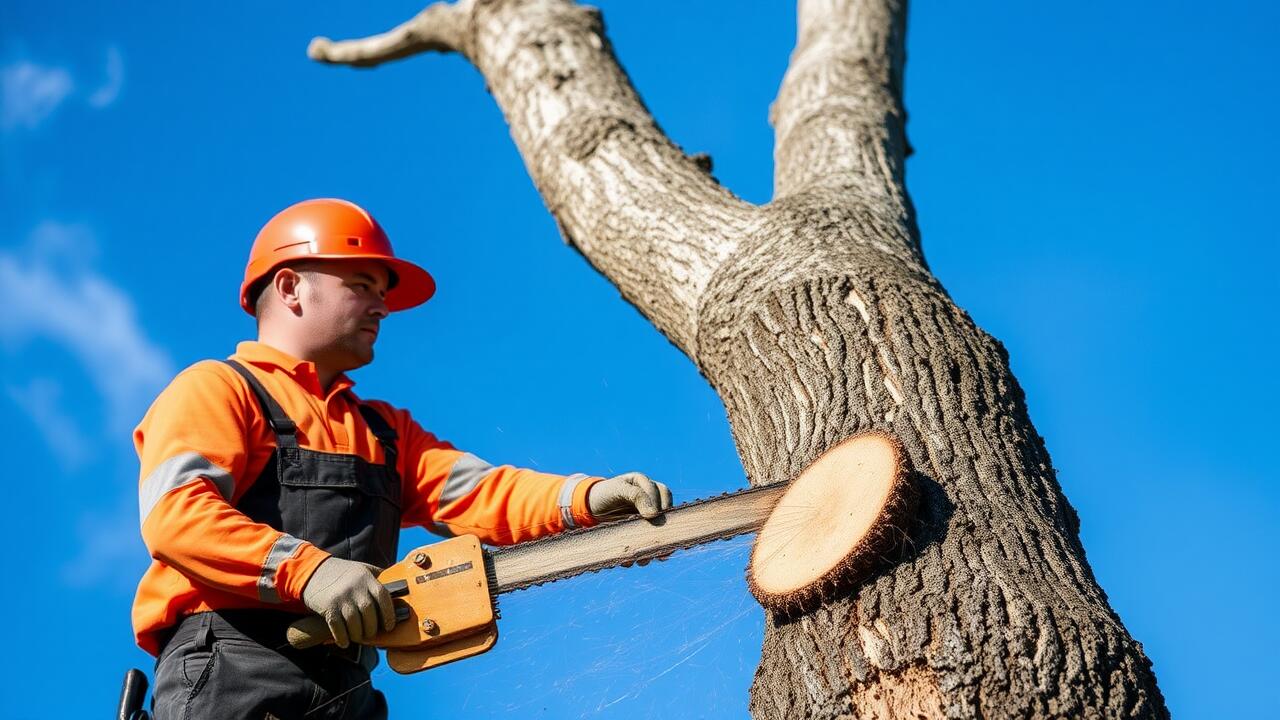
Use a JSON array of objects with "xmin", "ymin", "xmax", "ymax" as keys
[{"xmin": 360, "ymin": 327, "xmax": 379, "ymax": 340}]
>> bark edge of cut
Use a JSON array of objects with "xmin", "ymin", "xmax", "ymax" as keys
[{"xmin": 747, "ymin": 431, "xmax": 917, "ymax": 614}]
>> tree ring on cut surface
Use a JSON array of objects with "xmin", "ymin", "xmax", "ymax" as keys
[{"xmin": 748, "ymin": 431, "xmax": 916, "ymax": 614}]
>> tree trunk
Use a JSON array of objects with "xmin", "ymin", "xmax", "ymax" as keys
[{"xmin": 309, "ymin": 1, "xmax": 1169, "ymax": 717}]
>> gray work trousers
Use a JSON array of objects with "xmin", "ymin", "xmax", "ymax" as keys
[{"xmin": 151, "ymin": 611, "xmax": 387, "ymax": 720}]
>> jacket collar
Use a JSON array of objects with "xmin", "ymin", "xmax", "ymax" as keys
[{"xmin": 234, "ymin": 341, "xmax": 355, "ymax": 398}]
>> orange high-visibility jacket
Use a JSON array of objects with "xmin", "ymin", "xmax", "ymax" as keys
[{"xmin": 132, "ymin": 341, "xmax": 601, "ymax": 655}]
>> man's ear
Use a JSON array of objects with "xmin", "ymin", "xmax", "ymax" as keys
[{"xmin": 274, "ymin": 267, "xmax": 305, "ymax": 315}]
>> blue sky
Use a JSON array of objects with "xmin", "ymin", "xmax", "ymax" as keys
[{"xmin": 2, "ymin": 1, "xmax": 1276, "ymax": 718}]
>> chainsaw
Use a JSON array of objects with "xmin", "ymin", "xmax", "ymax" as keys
[
  {"xmin": 285, "ymin": 482, "xmax": 787, "ymax": 674},
  {"xmin": 285, "ymin": 431, "xmax": 916, "ymax": 675}
]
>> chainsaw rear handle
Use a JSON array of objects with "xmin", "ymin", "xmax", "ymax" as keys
[
  {"xmin": 287, "ymin": 580, "xmax": 410, "ymax": 649},
  {"xmin": 286, "ymin": 615, "xmax": 333, "ymax": 649}
]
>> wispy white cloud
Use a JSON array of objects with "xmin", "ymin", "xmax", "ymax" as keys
[
  {"xmin": 1, "ymin": 222, "xmax": 170, "ymax": 592},
  {"xmin": 5, "ymin": 378, "xmax": 90, "ymax": 470},
  {"xmin": 2, "ymin": 47, "xmax": 124, "ymax": 131},
  {"xmin": 1, "ymin": 60, "xmax": 73, "ymax": 130},
  {"xmin": 88, "ymin": 46, "xmax": 124, "ymax": 109},
  {"xmin": 0, "ymin": 221, "xmax": 172, "ymax": 432}
]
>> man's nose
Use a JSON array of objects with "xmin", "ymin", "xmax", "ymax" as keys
[{"xmin": 369, "ymin": 298, "xmax": 389, "ymax": 318}]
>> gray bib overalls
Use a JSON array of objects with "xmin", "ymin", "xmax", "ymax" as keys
[{"xmin": 151, "ymin": 360, "xmax": 401, "ymax": 720}]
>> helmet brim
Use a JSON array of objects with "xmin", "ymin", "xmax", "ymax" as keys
[
  {"xmin": 382, "ymin": 256, "xmax": 436, "ymax": 311},
  {"xmin": 240, "ymin": 254, "xmax": 436, "ymax": 315}
]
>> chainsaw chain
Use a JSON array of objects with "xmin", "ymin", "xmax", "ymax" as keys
[{"xmin": 487, "ymin": 481, "xmax": 786, "ymax": 593}]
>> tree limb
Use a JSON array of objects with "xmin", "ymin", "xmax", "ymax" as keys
[
  {"xmin": 308, "ymin": 2, "xmax": 475, "ymax": 66},
  {"xmin": 310, "ymin": 0, "xmax": 757, "ymax": 353},
  {"xmin": 769, "ymin": 0, "xmax": 918, "ymax": 257}
]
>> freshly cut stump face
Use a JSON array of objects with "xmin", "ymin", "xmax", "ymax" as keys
[{"xmin": 748, "ymin": 431, "xmax": 915, "ymax": 613}]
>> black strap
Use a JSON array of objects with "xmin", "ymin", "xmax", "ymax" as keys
[
  {"xmin": 223, "ymin": 359, "xmax": 398, "ymax": 466},
  {"xmin": 358, "ymin": 404, "xmax": 398, "ymax": 467},
  {"xmin": 223, "ymin": 359, "xmax": 298, "ymax": 449}
]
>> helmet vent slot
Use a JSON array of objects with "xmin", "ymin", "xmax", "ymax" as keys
[{"xmin": 347, "ymin": 237, "xmax": 362, "ymax": 246}]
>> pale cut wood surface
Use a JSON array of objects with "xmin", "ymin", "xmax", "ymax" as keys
[{"xmin": 750, "ymin": 432, "xmax": 900, "ymax": 597}]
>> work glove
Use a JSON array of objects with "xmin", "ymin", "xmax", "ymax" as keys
[
  {"xmin": 300, "ymin": 556, "xmax": 395, "ymax": 649},
  {"xmin": 587, "ymin": 472, "xmax": 673, "ymax": 520}
]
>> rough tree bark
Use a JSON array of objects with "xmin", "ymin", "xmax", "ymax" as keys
[{"xmin": 309, "ymin": 0, "xmax": 1168, "ymax": 717}]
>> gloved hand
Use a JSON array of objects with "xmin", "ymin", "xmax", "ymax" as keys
[
  {"xmin": 300, "ymin": 556, "xmax": 395, "ymax": 648},
  {"xmin": 587, "ymin": 472, "xmax": 673, "ymax": 520}
]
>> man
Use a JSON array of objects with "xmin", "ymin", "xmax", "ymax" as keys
[{"xmin": 133, "ymin": 198, "xmax": 673, "ymax": 719}]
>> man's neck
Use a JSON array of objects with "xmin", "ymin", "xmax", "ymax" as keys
[{"xmin": 255, "ymin": 332, "xmax": 342, "ymax": 391}]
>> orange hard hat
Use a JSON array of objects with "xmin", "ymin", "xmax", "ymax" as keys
[{"xmin": 240, "ymin": 198, "xmax": 436, "ymax": 316}]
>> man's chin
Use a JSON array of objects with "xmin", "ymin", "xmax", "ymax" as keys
[{"xmin": 335, "ymin": 342, "xmax": 374, "ymax": 370}]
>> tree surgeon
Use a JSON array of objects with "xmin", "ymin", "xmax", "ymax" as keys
[
  {"xmin": 132, "ymin": 198, "xmax": 673, "ymax": 719},
  {"xmin": 306, "ymin": 0, "xmax": 1169, "ymax": 717}
]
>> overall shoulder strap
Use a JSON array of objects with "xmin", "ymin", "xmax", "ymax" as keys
[
  {"xmin": 357, "ymin": 404, "xmax": 398, "ymax": 467},
  {"xmin": 222, "ymin": 359, "xmax": 298, "ymax": 449}
]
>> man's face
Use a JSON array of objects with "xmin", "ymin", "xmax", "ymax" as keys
[{"xmin": 295, "ymin": 259, "xmax": 392, "ymax": 371}]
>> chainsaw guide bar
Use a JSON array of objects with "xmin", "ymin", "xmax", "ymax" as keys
[{"xmin": 487, "ymin": 481, "xmax": 789, "ymax": 593}]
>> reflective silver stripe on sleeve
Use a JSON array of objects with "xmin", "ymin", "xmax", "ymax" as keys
[
  {"xmin": 439, "ymin": 452, "xmax": 495, "ymax": 506},
  {"xmin": 426, "ymin": 521, "xmax": 454, "ymax": 538},
  {"xmin": 138, "ymin": 452, "xmax": 236, "ymax": 527},
  {"xmin": 257, "ymin": 534, "xmax": 305, "ymax": 604},
  {"xmin": 559, "ymin": 473, "xmax": 589, "ymax": 529}
]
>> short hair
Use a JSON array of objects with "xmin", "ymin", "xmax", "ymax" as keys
[{"xmin": 249, "ymin": 276, "xmax": 273, "ymax": 317}]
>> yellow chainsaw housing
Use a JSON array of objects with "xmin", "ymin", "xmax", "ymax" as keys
[{"xmin": 375, "ymin": 536, "xmax": 498, "ymax": 674}]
